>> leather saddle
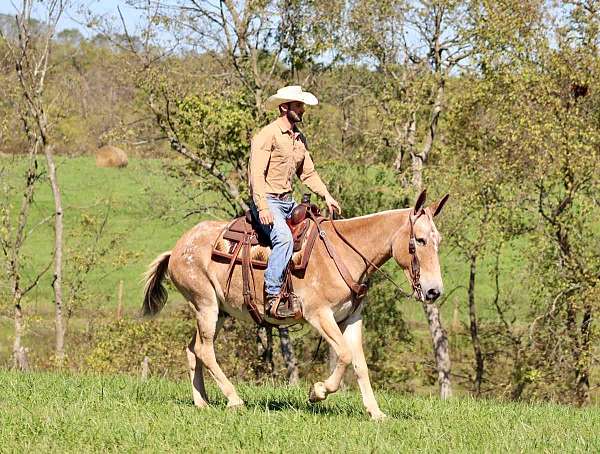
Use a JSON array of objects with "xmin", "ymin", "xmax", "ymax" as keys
[
  {"xmin": 210, "ymin": 202, "xmax": 321, "ymax": 326},
  {"xmin": 211, "ymin": 203, "xmax": 320, "ymax": 273}
]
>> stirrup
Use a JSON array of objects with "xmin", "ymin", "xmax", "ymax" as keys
[{"xmin": 266, "ymin": 293, "xmax": 301, "ymax": 320}]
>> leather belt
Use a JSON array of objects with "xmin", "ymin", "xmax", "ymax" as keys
[{"xmin": 267, "ymin": 192, "xmax": 292, "ymax": 201}]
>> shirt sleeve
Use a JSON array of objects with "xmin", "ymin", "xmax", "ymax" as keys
[
  {"xmin": 249, "ymin": 129, "xmax": 273, "ymax": 211},
  {"xmin": 298, "ymin": 149, "xmax": 329, "ymax": 198}
]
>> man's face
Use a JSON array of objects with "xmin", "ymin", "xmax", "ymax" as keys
[{"xmin": 285, "ymin": 101, "xmax": 305, "ymax": 123}]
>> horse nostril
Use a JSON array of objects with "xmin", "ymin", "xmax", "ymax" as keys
[{"xmin": 426, "ymin": 289, "xmax": 440, "ymax": 300}]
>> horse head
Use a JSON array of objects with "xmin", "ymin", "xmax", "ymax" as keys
[{"xmin": 392, "ymin": 190, "xmax": 449, "ymax": 301}]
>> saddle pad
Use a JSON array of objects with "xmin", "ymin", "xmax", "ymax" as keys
[{"xmin": 211, "ymin": 219, "xmax": 318, "ymax": 274}]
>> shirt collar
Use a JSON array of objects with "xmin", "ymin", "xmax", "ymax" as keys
[{"xmin": 276, "ymin": 117, "xmax": 296, "ymax": 135}]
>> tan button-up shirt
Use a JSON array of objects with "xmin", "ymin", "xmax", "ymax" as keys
[{"xmin": 249, "ymin": 118, "xmax": 329, "ymax": 211}]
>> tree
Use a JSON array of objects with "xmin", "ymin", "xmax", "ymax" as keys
[
  {"xmin": 87, "ymin": 0, "xmax": 341, "ymax": 381},
  {"xmin": 463, "ymin": 0, "xmax": 600, "ymax": 404},
  {"xmin": 345, "ymin": 0, "xmax": 476, "ymax": 399},
  {"xmin": 0, "ymin": 44, "xmax": 45, "ymax": 370},
  {"xmin": 3, "ymin": 0, "xmax": 68, "ymax": 366}
]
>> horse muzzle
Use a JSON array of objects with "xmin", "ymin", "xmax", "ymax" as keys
[{"xmin": 425, "ymin": 288, "xmax": 441, "ymax": 301}]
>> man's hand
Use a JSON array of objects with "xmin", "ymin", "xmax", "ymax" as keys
[
  {"xmin": 259, "ymin": 208, "xmax": 274, "ymax": 225},
  {"xmin": 325, "ymin": 194, "xmax": 341, "ymax": 216}
]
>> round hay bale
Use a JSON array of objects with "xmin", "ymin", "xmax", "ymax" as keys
[{"xmin": 95, "ymin": 145, "xmax": 128, "ymax": 168}]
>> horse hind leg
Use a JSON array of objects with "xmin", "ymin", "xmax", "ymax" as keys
[
  {"xmin": 186, "ymin": 314, "xmax": 226, "ymax": 408},
  {"xmin": 187, "ymin": 331, "xmax": 208, "ymax": 407},
  {"xmin": 189, "ymin": 299, "xmax": 244, "ymax": 409}
]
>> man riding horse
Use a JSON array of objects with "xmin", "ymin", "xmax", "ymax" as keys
[
  {"xmin": 142, "ymin": 85, "xmax": 449, "ymax": 419},
  {"xmin": 249, "ymin": 85, "xmax": 341, "ymax": 319}
]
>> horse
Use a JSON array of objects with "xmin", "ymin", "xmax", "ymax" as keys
[{"xmin": 142, "ymin": 190, "xmax": 448, "ymax": 420}]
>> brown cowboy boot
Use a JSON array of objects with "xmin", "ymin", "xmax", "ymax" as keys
[
  {"xmin": 287, "ymin": 292, "xmax": 303, "ymax": 320},
  {"xmin": 265, "ymin": 293, "xmax": 298, "ymax": 319}
]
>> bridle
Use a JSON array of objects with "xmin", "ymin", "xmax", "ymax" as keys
[
  {"xmin": 407, "ymin": 210, "xmax": 425, "ymax": 301},
  {"xmin": 310, "ymin": 188, "xmax": 448, "ymax": 319}
]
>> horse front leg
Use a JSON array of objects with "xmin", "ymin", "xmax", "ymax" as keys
[
  {"xmin": 305, "ymin": 309, "xmax": 352, "ymax": 403},
  {"xmin": 343, "ymin": 311, "xmax": 386, "ymax": 420}
]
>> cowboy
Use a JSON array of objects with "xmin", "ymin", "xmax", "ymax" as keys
[{"xmin": 249, "ymin": 85, "xmax": 341, "ymax": 318}]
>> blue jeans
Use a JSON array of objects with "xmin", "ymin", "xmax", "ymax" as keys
[{"xmin": 251, "ymin": 195, "xmax": 297, "ymax": 295}]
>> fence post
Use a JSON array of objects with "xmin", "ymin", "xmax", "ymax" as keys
[
  {"xmin": 141, "ymin": 356, "xmax": 149, "ymax": 380},
  {"xmin": 117, "ymin": 280, "xmax": 124, "ymax": 320}
]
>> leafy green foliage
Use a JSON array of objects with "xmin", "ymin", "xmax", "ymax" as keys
[
  {"xmin": 176, "ymin": 93, "xmax": 255, "ymax": 166},
  {"xmin": 85, "ymin": 318, "xmax": 192, "ymax": 376},
  {"xmin": 1, "ymin": 1, "xmax": 599, "ymax": 404},
  {"xmin": 319, "ymin": 162, "xmax": 408, "ymax": 217}
]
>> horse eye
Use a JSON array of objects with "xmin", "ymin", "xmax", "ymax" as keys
[{"xmin": 416, "ymin": 238, "xmax": 427, "ymax": 246}]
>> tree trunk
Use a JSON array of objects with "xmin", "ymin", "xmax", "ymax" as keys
[
  {"xmin": 45, "ymin": 148, "xmax": 65, "ymax": 367},
  {"xmin": 421, "ymin": 78, "xmax": 444, "ymax": 162},
  {"xmin": 278, "ymin": 327, "xmax": 299, "ymax": 384},
  {"xmin": 13, "ymin": 302, "xmax": 29, "ymax": 371},
  {"xmin": 468, "ymin": 255, "xmax": 484, "ymax": 395},
  {"xmin": 510, "ymin": 343, "xmax": 527, "ymax": 401},
  {"xmin": 411, "ymin": 78, "xmax": 445, "ymax": 191},
  {"xmin": 575, "ymin": 306, "xmax": 592, "ymax": 406},
  {"xmin": 564, "ymin": 289, "xmax": 591, "ymax": 405},
  {"xmin": 411, "ymin": 152, "xmax": 423, "ymax": 190},
  {"xmin": 422, "ymin": 300, "xmax": 452, "ymax": 398},
  {"xmin": 404, "ymin": 113, "xmax": 419, "ymax": 188},
  {"xmin": 393, "ymin": 120, "xmax": 412, "ymax": 172},
  {"xmin": 141, "ymin": 356, "xmax": 150, "ymax": 380},
  {"xmin": 410, "ymin": 86, "xmax": 451, "ymax": 398}
]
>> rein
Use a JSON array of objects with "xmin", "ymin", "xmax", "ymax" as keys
[
  {"xmin": 310, "ymin": 209, "xmax": 424, "ymax": 306},
  {"xmin": 328, "ymin": 213, "xmax": 417, "ymax": 300}
]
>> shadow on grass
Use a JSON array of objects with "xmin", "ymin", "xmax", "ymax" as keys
[{"xmin": 173, "ymin": 393, "xmax": 420, "ymax": 420}]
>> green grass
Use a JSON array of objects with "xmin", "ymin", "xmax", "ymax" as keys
[{"xmin": 1, "ymin": 370, "xmax": 598, "ymax": 453}]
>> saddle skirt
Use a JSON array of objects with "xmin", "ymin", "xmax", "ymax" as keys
[{"xmin": 211, "ymin": 205, "xmax": 319, "ymax": 274}]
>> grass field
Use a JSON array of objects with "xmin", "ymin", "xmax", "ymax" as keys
[
  {"xmin": 1, "ymin": 370, "xmax": 599, "ymax": 453},
  {"xmin": 1, "ymin": 155, "xmax": 197, "ymax": 312}
]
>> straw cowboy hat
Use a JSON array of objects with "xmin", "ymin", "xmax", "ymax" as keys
[{"xmin": 264, "ymin": 85, "xmax": 318, "ymax": 110}]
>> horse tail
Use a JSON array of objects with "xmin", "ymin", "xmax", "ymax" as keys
[{"xmin": 142, "ymin": 251, "xmax": 171, "ymax": 317}]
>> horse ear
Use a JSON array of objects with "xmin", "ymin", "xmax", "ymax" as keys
[
  {"xmin": 430, "ymin": 194, "xmax": 450, "ymax": 217},
  {"xmin": 414, "ymin": 189, "xmax": 427, "ymax": 214}
]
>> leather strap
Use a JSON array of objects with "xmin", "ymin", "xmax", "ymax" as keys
[
  {"xmin": 309, "ymin": 213, "xmax": 368, "ymax": 306},
  {"xmin": 408, "ymin": 211, "xmax": 424, "ymax": 300},
  {"xmin": 224, "ymin": 220, "xmax": 267, "ymax": 326},
  {"xmin": 225, "ymin": 240, "xmax": 244, "ymax": 298},
  {"xmin": 309, "ymin": 209, "xmax": 425, "ymax": 323},
  {"xmin": 241, "ymin": 221, "xmax": 265, "ymax": 325},
  {"xmin": 329, "ymin": 213, "xmax": 415, "ymax": 299}
]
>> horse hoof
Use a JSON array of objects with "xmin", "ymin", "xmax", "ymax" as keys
[
  {"xmin": 370, "ymin": 411, "xmax": 387, "ymax": 421},
  {"xmin": 227, "ymin": 400, "xmax": 245, "ymax": 410},
  {"xmin": 309, "ymin": 382, "xmax": 327, "ymax": 402}
]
